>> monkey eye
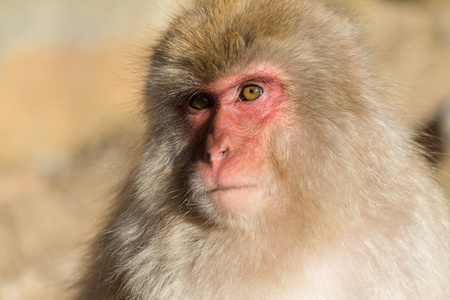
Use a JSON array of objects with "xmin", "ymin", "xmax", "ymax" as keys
[
  {"xmin": 189, "ymin": 93, "xmax": 214, "ymax": 110},
  {"xmin": 239, "ymin": 85, "xmax": 263, "ymax": 101}
]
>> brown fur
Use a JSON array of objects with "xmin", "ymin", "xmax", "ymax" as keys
[{"xmin": 77, "ymin": 0, "xmax": 449, "ymax": 299}]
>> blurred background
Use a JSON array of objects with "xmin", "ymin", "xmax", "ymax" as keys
[{"xmin": 0, "ymin": 0, "xmax": 449, "ymax": 299}]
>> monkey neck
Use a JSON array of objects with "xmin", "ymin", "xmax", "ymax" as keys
[
  {"xmin": 165, "ymin": 202, "xmax": 346, "ymax": 297},
  {"xmin": 179, "ymin": 198, "xmax": 321, "ymax": 266}
]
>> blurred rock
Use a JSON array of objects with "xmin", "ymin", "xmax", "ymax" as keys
[{"xmin": 0, "ymin": 0, "xmax": 449, "ymax": 299}]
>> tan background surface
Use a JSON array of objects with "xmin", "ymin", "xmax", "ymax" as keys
[{"xmin": 0, "ymin": 0, "xmax": 449, "ymax": 299}]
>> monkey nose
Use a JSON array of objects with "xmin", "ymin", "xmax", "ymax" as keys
[
  {"xmin": 204, "ymin": 130, "xmax": 231, "ymax": 164},
  {"xmin": 206, "ymin": 147, "xmax": 228, "ymax": 164}
]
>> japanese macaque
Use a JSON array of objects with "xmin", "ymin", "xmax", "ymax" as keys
[{"xmin": 78, "ymin": 0, "xmax": 449, "ymax": 299}]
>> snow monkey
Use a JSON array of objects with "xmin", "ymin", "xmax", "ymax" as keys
[{"xmin": 78, "ymin": 0, "xmax": 449, "ymax": 299}]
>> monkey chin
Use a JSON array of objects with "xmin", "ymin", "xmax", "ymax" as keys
[
  {"xmin": 210, "ymin": 186, "xmax": 263, "ymax": 213},
  {"xmin": 195, "ymin": 185, "xmax": 267, "ymax": 219}
]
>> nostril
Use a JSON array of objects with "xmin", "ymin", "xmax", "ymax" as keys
[
  {"xmin": 219, "ymin": 148, "xmax": 228, "ymax": 157},
  {"xmin": 205, "ymin": 146, "xmax": 228, "ymax": 164}
]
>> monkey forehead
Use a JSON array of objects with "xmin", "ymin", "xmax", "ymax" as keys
[{"xmin": 150, "ymin": 0, "xmax": 361, "ymax": 86}]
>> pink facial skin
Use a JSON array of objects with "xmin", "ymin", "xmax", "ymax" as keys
[{"xmin": 184, "ymin": 66, "xmax": 287, "ymax": 213}]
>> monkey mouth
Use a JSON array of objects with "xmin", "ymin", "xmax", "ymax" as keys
[
  {"xmin": 207, "ymin": 185, "xmax": 256, "ymax": 194},
  {"xmin": 203, "ymin": 185, "xmax": 263, "ymax": 213}
]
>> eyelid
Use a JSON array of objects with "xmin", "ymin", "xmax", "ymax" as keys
[{"xmin": 240, "ymin": 76, "xmax": 273, "ymax": 87}]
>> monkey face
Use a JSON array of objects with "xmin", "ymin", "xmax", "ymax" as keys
[{"xmin": 181, "ymin": 65, "xmax": 288, "ymax": 216}]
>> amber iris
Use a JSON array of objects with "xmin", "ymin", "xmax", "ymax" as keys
[
  {"xmin": 189, "ymin": 94, "xmax": 213, "ymax": 110},
  {"xmin": 240, "ymin": 85, "xmax": 263, "ymax": 101}
]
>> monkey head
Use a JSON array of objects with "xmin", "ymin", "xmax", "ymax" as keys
[{"xmin": 143, "ymin": 0, "xmax": 371, "ymax": 223}]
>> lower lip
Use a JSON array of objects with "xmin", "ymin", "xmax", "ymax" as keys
[
  {"xmin": 208, "ymin": 186, "xmax": 255, "ymax": 193},
  {"xmin": 205, "ymin": 186, "xmax": 262, "ymax": 213}
]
